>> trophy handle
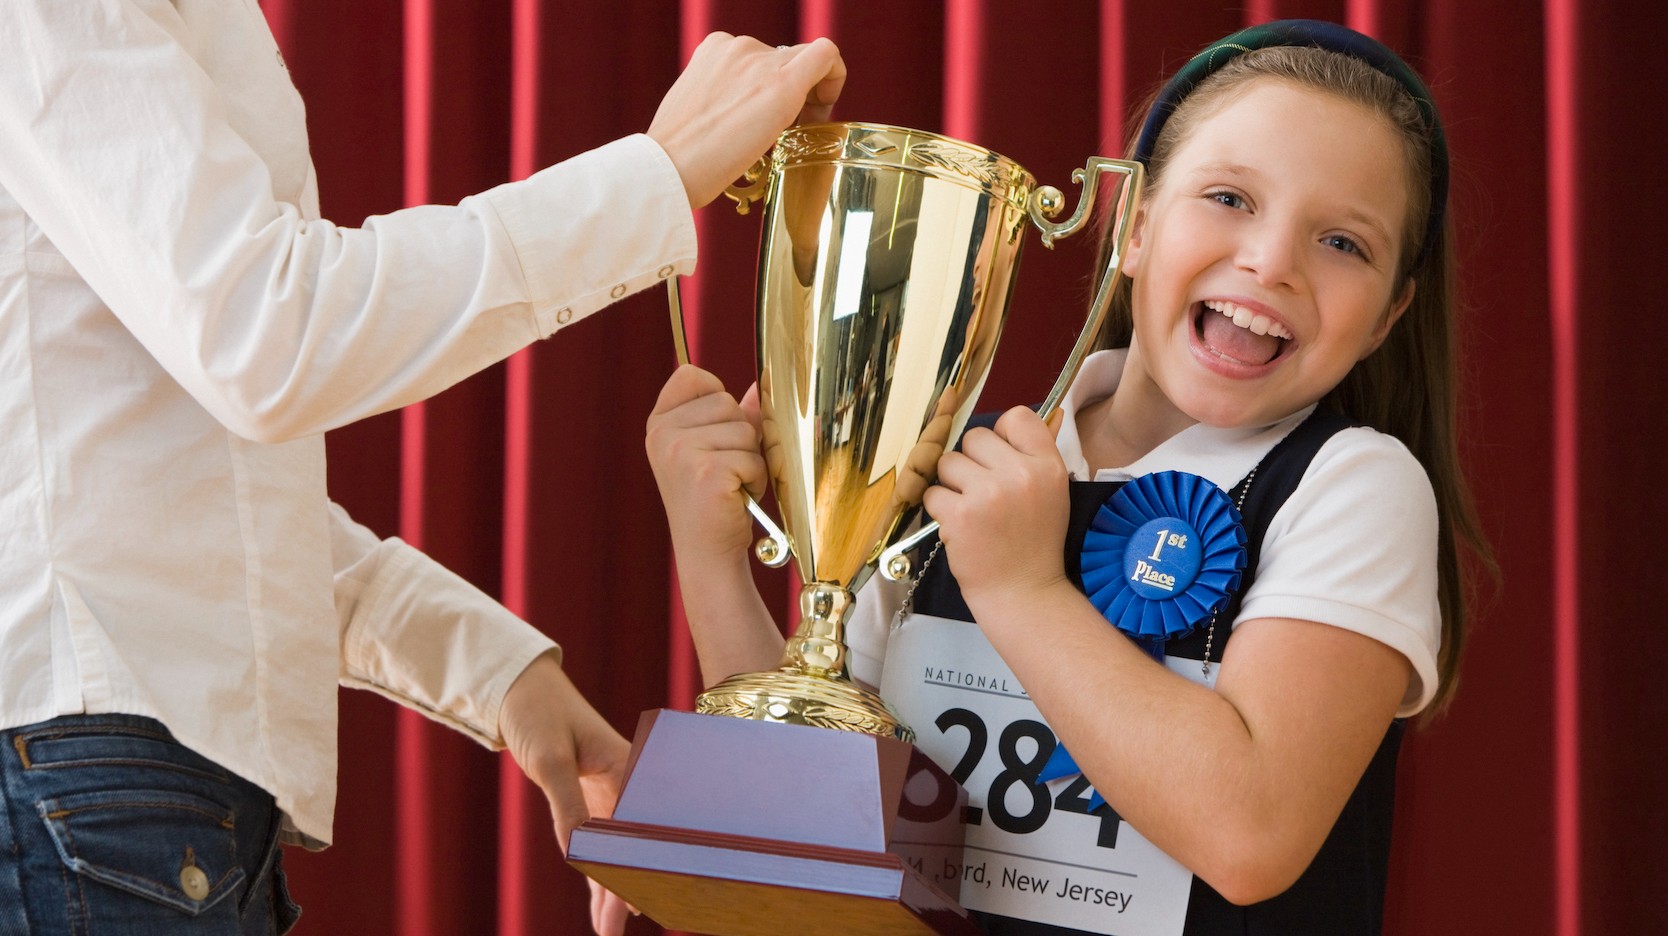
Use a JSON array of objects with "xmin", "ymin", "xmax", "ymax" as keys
[
  {"xmin": 1029, "ymin": 157, "xmax": 1144, "ymax": 420},
  {"xmin": 721, "ymin": 156, "xmax": 770, "ymax": 215},
  {"xmin": 878, "ymin": 157, "xmax": 1145, "ymax": 583},
  {"xmin": 665, "ymin": 277, "xmax": 793, "ymax": 568}
]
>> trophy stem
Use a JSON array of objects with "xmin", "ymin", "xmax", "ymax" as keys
[
  {"xmin": 781, "ymin": 581, "xmax": 853, "ymax": 677},
  {"xmin": 695, "ymin": 582, "xmax": 914, "ymax": 742}
]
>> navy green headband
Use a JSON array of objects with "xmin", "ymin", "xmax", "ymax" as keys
[{"xmin": 1134, "ymin": 19, "xmax": 1448, "ymax": 273}]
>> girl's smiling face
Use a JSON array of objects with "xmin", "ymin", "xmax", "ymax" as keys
[{"xmin": 1119, "ymin": 78, "xmax": 1416, "ymax": 430}]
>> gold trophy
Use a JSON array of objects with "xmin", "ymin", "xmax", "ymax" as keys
[{"xmin": 569, "ymin": 123, "xmax": 1142, "ymax": 936}]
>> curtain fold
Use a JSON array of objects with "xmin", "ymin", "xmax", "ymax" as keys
[
  {"xmin": 1551, "ymin": 4, "xmax": 1668, "ymax": 935},
  {"xmin": 255, "ymin": 1, "xmax": 1667, "ymax": 933},
  {"xmin": 392, "ymin": 6, "xmax": 513, "ymax": 935}
]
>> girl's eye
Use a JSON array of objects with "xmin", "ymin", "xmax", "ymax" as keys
[
  {"xmin": 1207, "ymin": 190, "xmax": 1246, "ymax": 210},
  {"xmin": 1322, "ymin": 233, "xmax": 1367, "ymax": 258}
]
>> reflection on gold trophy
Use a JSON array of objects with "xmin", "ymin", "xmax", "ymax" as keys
[
  {"xmin": 569, "ymin": 123, "xmax": 1141, "ymax": 936},
  {"xmin": 692, "ymin": 123, "xmax": 1142, "ymax": 740}
]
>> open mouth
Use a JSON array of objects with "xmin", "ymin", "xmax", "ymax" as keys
[{"xmin": 1193, "ymin": 299, "xmax": 1291, "ymax": 366}]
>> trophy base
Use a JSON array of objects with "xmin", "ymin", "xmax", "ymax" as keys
[
  {"xmin": 696, "ymin": 668, "xmax": 915, "ymax": 742},
  {"xmin": 569, "ymin": 709, "xmax": 977, "ymax": 936}
]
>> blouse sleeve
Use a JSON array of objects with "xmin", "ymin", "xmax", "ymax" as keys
[
  {"xmin": 328, "ymin": 503, "xmax": 557, "ymax": 749},
  {"xmin": 1236, "ymin": 427, "xmax": 1442, "ymax": 717},
  {"xmin": 0, "ymin": 0, "xmax": 696, "ymax": 444}
]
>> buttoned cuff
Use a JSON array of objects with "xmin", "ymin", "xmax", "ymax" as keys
[{"xmin": 481, "ymin": 133, "xmax": 697, "ymax": 340}]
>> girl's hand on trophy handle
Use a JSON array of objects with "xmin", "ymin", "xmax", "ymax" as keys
[
  {"xmin": 648, "ymin": 34, "xmax": 846, "ymax": 209},
  {"xmin": 646, "ymin": 365, "xmax": 767, "ymax": 563},
  {"xmin": 740, "ymin": 380, "xmax": 785, "ymax": 495},
  {"xmin": 925, "ymin": 406, "xmax": 1073, "ymax": 616}
]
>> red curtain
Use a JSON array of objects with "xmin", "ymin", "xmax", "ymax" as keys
[{"xmin": 259, "ymin": 2, "xmax": 1668, "ymax": 934}]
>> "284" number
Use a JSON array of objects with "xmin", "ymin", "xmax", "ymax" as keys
[{"xmin": 935, "ymin": 707, "xmax": 1124, "ymax": 849}]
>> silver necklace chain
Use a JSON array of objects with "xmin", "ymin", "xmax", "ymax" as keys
[
  {"xmin": 895, "ymin": 537, "xmax": 943, "ymax": 625},
  {"xmin": 1199, "ymin": 463, "xmax": 1257, "ymax": 679}
]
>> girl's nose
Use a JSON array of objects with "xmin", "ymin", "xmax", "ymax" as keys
[{"xmin": 1234, "ymin": 221, "xmax": 1303, "ymax": 291}]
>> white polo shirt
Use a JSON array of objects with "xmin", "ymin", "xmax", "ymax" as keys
[{"xmin": 845, "ymin": 349, "xmax": 1442, "ymax": 717}]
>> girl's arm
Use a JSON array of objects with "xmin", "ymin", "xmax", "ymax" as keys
[
  {"xmin": 926, "ymin": 406, "xmax": 1416, "ymax": 905},
  {"xmin": 646, "ymin": 365, "xmax": 785, "ymax": 686},
  {"xmin": 974, "ymin": 588, "xmax": 1405, "ymax": 905}
]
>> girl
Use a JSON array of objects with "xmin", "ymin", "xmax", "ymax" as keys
[{"xmin": 646, "ymin": 20, "xmax": 1488, "ymax": 935}]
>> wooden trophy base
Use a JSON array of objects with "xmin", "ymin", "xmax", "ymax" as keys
[{"xmin": 568, "ymin": 709, "xmax": 979, "ymax": 936}]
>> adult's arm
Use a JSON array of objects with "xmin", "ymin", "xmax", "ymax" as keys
[
  {"xmin": 1, "ymin": 0, "xmax": 695, "ymax": 443},
  {"xmin": 328, "ymin": 503, "xmax": 555, "ymax": 745},
  {"xmin": 328, "ymin": 504, "xmax": 637, "ymax": 933}
]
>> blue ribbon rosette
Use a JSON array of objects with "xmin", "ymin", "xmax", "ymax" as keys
[
  {"xmin": 1080, "ymin": 470, "xmax": 1248, "ymax": 659},
  {"xmin": 1039, "ymin": 471, "xmax": 1248, "ymax": 806}
]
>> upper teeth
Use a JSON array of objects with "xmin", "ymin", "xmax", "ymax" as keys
[{"xmin": 1204, "ymin": 300, "xmax": 1292, "ymax": 340}]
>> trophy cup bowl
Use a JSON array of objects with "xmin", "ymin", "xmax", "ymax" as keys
[
  {"xmin": 695, "ymin": 122, "xmax": 1037, "ymax": 739},
  {"xmin": 568, "ymin": 123, "xmax": 1142, "ymax": 936}
]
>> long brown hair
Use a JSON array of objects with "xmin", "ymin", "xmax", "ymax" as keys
[{"xmin": 1091, "ymin": 46, "xmax": 1494, "ymax": 717}]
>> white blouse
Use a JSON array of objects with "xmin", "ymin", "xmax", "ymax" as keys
[{"xmin": 0, "ymin": 0, "xmax": 697, "ymax": 845}]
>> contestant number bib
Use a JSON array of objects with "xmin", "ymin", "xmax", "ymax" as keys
[{"xmin": 882, "ymin": 614, "xmax": 1207, "ymax": 936}]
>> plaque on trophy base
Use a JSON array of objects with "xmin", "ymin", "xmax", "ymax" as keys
[{"xmin": 568, "ymin": 710, "xmax": 979, "ymax": 936}]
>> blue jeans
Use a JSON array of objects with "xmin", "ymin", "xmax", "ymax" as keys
[{"xmin": 0, "ymin": 714, "xmax": 301, "ymax": 935}]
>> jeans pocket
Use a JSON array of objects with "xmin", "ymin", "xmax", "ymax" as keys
[{"xmin": 36, "ymin": 788, "xmax": 247, "ymax": 921}]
